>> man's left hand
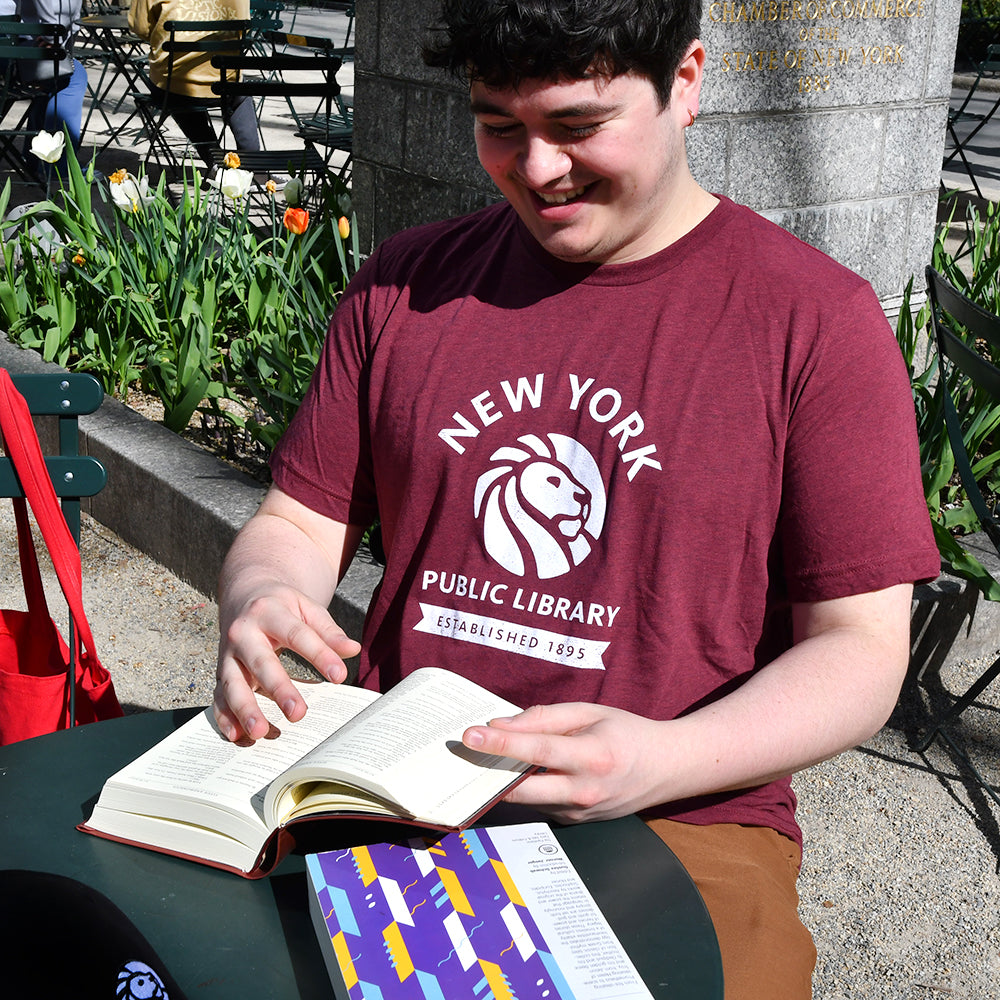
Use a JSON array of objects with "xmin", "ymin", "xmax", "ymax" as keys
[{"xmin": 463, "ymin": 703, "xmax": 667, "ymax": 823}]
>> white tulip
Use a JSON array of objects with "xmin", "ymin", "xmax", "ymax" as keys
[
  {"xmin": 109, "ymin": 171, "xmax": 153, "ymax": 212},
  {"xmin": 283, "ymin": 177, "xmax": 304, "ymax": 206},
  {"xmin": 214, "ymin": 167, "xmax": 253, "ymax": 201},
  {"xmin": 30, "ymin": 130, "xmax": 65, "ymax": 164}
]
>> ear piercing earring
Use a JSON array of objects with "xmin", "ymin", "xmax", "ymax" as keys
[{"xmin": 686, "ymin": 109, "xmax": 696, "ymax": 127}]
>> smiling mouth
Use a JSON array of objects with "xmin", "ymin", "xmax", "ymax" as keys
[{"xmin": 536, "ymin": 185, "xmax": 588, "ymax": 205}]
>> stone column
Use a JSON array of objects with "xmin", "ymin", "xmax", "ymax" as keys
[{"xmin": 353, "ymin": 0, "xmax": 960, "ymax": 309}]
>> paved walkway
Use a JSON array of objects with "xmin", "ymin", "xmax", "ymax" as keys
[{"xmin": 2, "ymin": 33, "xmax": 1000, "ymax": 1000}]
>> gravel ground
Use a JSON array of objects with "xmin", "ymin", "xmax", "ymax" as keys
[{"xmin": 2, "ymin": 504, "xmax": 998, "ymax": 997}]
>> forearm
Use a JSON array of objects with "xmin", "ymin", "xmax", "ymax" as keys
[
  {"xmin": 473, "ymin": 583, "xmax": 914, "ymax": 823},
  {"xmin": 219, "ymin": 513, "xmax": 337, "ymax": 631},
  {"xmin": 651, "ymin": 600, "xmax": 911, "ymax": 804}
]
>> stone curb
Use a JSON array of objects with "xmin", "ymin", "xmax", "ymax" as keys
[
  {"xmin": 2, "ymin": 337, "xmax": 999, "ymax": 674},
  {"xmin": 0, "ymin": 337, "xmax": 382, "ymax": 644}
]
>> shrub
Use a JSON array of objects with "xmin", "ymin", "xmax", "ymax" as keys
[
  {"xmin": 898, "ymin": 195, "xmax": 1000, "ymax": 599},
  {"xmin": 0, "ymin": 136, "xmax": 359, "ymax": 449}
]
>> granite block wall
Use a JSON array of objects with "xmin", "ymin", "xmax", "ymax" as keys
[{"xmin": 352, "ymin": 0, "xmax": 960, "ymax": 309}]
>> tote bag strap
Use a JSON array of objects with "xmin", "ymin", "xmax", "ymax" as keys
[
  {"xmin": 12, "ymin": 495, "xmax": 53, "ymax": 622},
  {"xmin": 0, "ymin": 370, "xmax": 98, "ymax": 663}
]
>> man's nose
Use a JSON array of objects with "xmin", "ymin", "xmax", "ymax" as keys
[{"xmin": 516, "ymin": 136, "xmax": 572, "ymax": 188}]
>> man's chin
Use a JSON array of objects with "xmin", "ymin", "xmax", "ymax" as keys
[{"xmin": 525, "ymin": 227, "xmax": 603, "ymax": 265}]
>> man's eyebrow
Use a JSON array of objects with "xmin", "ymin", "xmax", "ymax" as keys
[{"xmin": 469, "ymin": 98, "xmax": 622, "ymax": 119}]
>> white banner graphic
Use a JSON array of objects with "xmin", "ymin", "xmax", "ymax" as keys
[{"xmin": 414, "ymin": 603, "xmax": 608, "ymax": 670}]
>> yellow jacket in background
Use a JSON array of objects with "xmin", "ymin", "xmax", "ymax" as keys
[{"xmin": 128, "ymin": 0, "xmax": 249, "ymax": 98}]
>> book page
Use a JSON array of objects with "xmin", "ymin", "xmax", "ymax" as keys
[
  {"xmin": 489, "ymin": 824, "xmax": 655, "ymax": 1000},
  {"xmin": 299, "ymin": 668, "xmax": 521, "ymax": 780},
  {"xmin": 92, "ymin": 682, "xmax": 380, "ymax": 844},
  {"xmin": 266, "ymin": 668, "xmax": 531, "ymax": 825}
]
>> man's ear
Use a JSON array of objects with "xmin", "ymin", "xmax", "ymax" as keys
[{"xmin": 672, "ymin": 39, "xmax": 706, "ymax": 119}]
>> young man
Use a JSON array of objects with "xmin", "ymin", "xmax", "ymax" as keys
[{"xmin": 213, "ymin": 1, "xmax": 939, "ymax": 995}]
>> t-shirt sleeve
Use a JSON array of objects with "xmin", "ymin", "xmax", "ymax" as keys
[
  {"xmin": 777, "ymin": 283, "xmax": 940, "ymax": 602},
  {"xmin": 269, "ymin": 255, "xmax": 381, "ymax": 528}
]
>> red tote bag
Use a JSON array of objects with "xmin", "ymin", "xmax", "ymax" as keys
[{"xmin": 0, "ymin": 369, "xmax": 123, "ymax": 745}]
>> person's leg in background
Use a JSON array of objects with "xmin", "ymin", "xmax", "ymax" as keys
[
  {"xmin": 146, "ymin": 84, "xmax": 220, "ymax": 171},
  {"xmin": 26, "ymin": 57, "xmax": 87, "ymax": 178},
  {"xmin": 222, "ymin": 92, "xmax": 260, "ymax": 153},
  {"xmin": 145, "ymin": 87, "xmax": 261, "ymax": 173}
]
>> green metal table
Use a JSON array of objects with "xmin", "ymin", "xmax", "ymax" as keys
[{"xmin": 0, "ymin": 711, "xmax": 723, "ymax": 998}]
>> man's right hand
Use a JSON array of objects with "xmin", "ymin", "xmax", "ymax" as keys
[
  {"xmin": 213, "ymin": 584, "xmax": 361, "ymax": 741},
  {"xmin": 211, "ymin": 486, "xmax": 365, "ymax": 742}
]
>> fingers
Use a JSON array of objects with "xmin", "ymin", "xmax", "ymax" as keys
[
  {"xmin": 213, "ymin": 591, "xmax": 362, "ymax": 742},
  {"xmin": 463, "ymin": 703, "xmax": 607, "ymax": 771}
]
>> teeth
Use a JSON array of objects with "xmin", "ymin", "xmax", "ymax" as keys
[{"xmin": 537, "ymin": 186, "xmax": 586, "ymax": 204}]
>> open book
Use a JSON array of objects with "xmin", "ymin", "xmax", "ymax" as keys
[{"xmin": 79, "ymin": 668, "xmax": 533, "ymax": 878}]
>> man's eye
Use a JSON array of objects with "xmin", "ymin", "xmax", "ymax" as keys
[
  {"xmin": 478, "ymin": 122, "xmax": 518, "ymax": 138},
  {"xmin": 565, "ymin": 123, "xmax": 601, "ymax": 138}
]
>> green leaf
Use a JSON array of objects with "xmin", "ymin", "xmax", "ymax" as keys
[{"xmin": 933, "ymin": 520, "xmax": 1000, "ymax": 601}]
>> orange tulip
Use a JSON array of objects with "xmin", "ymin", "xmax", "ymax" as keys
[
  {"xmin": 223, "ymin": 151, "xmax": 241, "ymax": 169},
  {"xmin": 337, "ymin": 216, "xmax": 350, "ymax": 240},
  {"xmin": 283, "ymin": 207, "xmax": 310, "ymax": 235}
]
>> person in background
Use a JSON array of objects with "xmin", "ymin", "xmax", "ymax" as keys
[
  {"xmin": 210, "ymin": 0, "xmax": 941, "ymax": 995},
  {"xmin": 20, "ymin": 0, "xmax": 89, "ymax": 179},
  {"xmin": 128, "ymin": 0, "xmax": 260, "ymax": 174}
]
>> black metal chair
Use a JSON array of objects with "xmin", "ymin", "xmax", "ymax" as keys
[
  {"xmin": 132, "ymin": 18, "xmax": 252, "ymax": 180},
  {"xmin": 919, "ymin": 266, "xmax": 1000, "ymax": 807},
  {"xmin": 944, "ymin": 44, "xmax": 1000, "ymax": 200},
  {"xmin": 0, "ymin": 19, "xmax": 70, "ymax": 185},
  {"xmin": 211, "ymin": 40, "xmax": 344, "ymax": 197}
]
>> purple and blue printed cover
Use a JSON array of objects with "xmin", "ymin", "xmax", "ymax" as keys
[{"xmin": 306, "ymin": 827, "xmax": 576, "ymax": 1000}]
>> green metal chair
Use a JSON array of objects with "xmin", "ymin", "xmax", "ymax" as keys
[
  {"xmin": 0, "ymin": 372, "xmax": 107, "ymax": 724},
  {"xmin": 919, "ymin": 267, "xmax": 1000, "ymax": 807}
]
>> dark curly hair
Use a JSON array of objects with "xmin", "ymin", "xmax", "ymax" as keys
[{"xmin": 422, "ymin": 0, "xmax": 702, "ymax": 107}]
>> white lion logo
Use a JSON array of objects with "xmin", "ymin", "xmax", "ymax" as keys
[{"xmin": 473, "ymin": 433, "xmax": 606, "ymax": 578}]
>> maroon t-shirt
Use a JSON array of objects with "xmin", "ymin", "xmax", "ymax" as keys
[{"xmin": 271, "ymin": 197, "xmax": 939, "ymax": 846}]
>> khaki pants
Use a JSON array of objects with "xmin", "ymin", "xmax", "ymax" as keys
[{"xmin": 644, "ymin": 818, "xmax": 816, "ymax": 1000}]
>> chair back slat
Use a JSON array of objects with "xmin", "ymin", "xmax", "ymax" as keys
[
  {"xmin": 0, "ymin": 374, "xmax": 107, "ymax": 508},
  {"xmin": 0, "ymin": 456, "xmax": 107, "ymax": 500}
]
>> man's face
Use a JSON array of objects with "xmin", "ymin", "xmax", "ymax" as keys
[{"xmin": 471, "ymin": 58, "xmax": 699, "ymax": 265}]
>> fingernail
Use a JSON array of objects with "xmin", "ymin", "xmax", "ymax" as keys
[
  {"xmin": 245, "ymin": 716, "xmax": 258, "ymax": 734},
  {"xmin": 465, "ymin": 729, "xmax": 484, "ymax": 748},
  {"xmin": 283, "ymin": 699, "xmax": 298, "ymax": 717}
]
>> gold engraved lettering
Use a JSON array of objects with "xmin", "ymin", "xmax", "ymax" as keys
[
  {"xmin": 827, "ymin": 0, "xmax": 925, "ymax": 17},
  {"xmin": 812, "ymin": 46, "xmax": 853, "ymax": 67},
  {"xmin": 721, "ymin": 49, "xmax": 781, "ymax": 70},
  {"xmin": 709, "ymin": 0, "xmax": 823, "ymax": 20},
  {"xmin": 710, "ymin": 0, "xmax": 926, "ymax": 19},
  {"xmin": 859, "ymin": 43, "xmax": 905, "ymax": 64},
  {"xmin": 797, "ymin": 74, "xmax": 832, "ymax": 92},
  {"xmin": 799, "ymin": 23, "xmax": 841, "ymax": 40}
]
